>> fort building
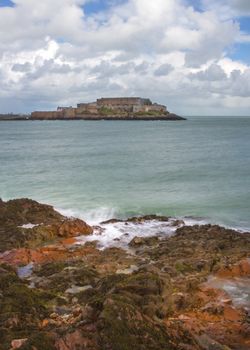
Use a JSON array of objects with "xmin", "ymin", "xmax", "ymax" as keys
[{"xmin": 31, "ymin": 97, "xmax": 169, "ymax": 120}]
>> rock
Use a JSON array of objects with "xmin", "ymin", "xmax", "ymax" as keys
[
  {"xmin": 100, "ymin": 218, "xmax": 121, "ymax": 224},
  {"xmin": 196, "ymin": 334, "xmax": 231, "ymax": 350},
  {"xmin": 1, "ymin": 200, "xmax": 250, "ymax": 350},
  {"xmin": 201, "ymin": 302, "xmax": 224, "ymax": 315},
  {"xmin": 223, "ymin": 305, "xmax": 242, "ymax": 321},
  {"xmin": 11, "ymin": 339, "xmax": 27, "ymax": 349},
  {"xmin": 0, "ymin": 198, "xmax": 63, "ymax": 227},
  {"xmin": 57, "ymin": 218, "xmax": 93, "ymax": 237},
  {"xmin": 0, "ymin": 245, "xmax": 98, "ymax": 266},
  {"xmin": 65, "ymin": 285, "xmax": 93, "ymax": 295},
  {"xmin": 55, "ymin": 330, "xmax": 97, "ymax": 350},
  {"xmin": 170, "ymin": 219, "xmax": 185, "ymax": 227},
  {"xmin": 116, "ymin": 265, "xmax": 139, "ymax": 275},
  {"xmin": 126, "ymin": 215, "xmax": 169, "ymax": 223},
  {"xmin": 217, "ymin": 258, "xmax": 250, "ymax": 278},
  {"xmin": 0, "ymin": 198, "xmax": 93, "ymax": 253},
  {"xmin": 101, "ymin": 215, "xmax": 169, "ymax": 225},
  {"xmin": 129, "ymin": 236, "xmax": 159, "ymax": 247},
  {"xmin": 221, "ymin": 299, "xmax": 232, "ymax": 305}
]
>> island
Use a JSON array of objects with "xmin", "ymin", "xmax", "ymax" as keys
[
  {"xmin": 31, "ymin": 97, "xmax": 185, "ymax": 120},
  {"xmin": 0, "ymin": 97, "xmax": 185, "ymax": 121}
]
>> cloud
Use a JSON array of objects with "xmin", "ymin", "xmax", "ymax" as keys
[
  {"xmin": 11, "ymin": 62, "xmax": 32, "ymax": 72},
  {"xmin": 189, "ymin": 64, "xmax": 227, "ymax": 81},
  {"xmin": 154, "ymin": 64, "xmax": 174, "ymax": 76},
  {"xmin": 0, "ymin": 0, "xmax": 249, "ymax": 115}
]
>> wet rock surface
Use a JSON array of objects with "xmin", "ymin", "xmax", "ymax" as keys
[
  {"xmin": 0, "ymin": 199, "xmax": 250, "ymax": 350},
  {"xmin": 0, "ymin": 198, "xmax": 92, "ymax": 252}
]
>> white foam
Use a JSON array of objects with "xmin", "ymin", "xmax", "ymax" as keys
[
  {"xmin": 76, "ymin": 219, "xmax": 178, "ymax": 249},
  {"xmin": 56, "ymin": 206, "xmax": 247, "ymax": 250},
  {"xmin": 182, "ymin": 216, "xmax": 209, "ymax": 226},
  {"xmin": 56, "ymin": 206, "xmax": 117, "ymax": 225},
  {"xmin": 19, "ymin": 223, "xmax": 39, "ymax": 229},
  {"xmin": 207, "ymin": 276, "xmax": 250, "ymax": 310}
]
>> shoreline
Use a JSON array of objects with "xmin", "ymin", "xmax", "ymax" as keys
[{"xmin": 0, "ymin": 197, "xmax": 249, "ymax": 349}]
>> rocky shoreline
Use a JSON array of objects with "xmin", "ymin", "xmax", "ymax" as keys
[{"xmin": 0, "ymin": 198, "xmax": 249, "ymax": 350}]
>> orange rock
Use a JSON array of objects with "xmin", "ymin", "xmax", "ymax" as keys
[
  {"xmin": 41, "ymin": 319, "xmax": 49, "ymax": 328},
  {"xmin": 57, "ymin": 218, "xmax": 93, "ymax": 237},
  {"xmin": 61, "ymin": 237, "xmax": 77, "ymax": 246},
  {"xmin": 223, "ymin": 305, "xmax": 242, "ymax": 322},
  {"xmin": 0, "ymin": 244, "xmax": 98, "ymax": 266},
  {"xmin": 217, "ymin": 259, "xmax": 250, "ymax": 278}
]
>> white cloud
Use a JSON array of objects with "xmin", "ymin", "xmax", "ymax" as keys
[{"xmin": 0, "ymin": 0, "xmax": 249, "ymax": 115}]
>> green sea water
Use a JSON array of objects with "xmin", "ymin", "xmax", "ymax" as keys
[{"xmin": 0, "ymin": 117, "xmax": 250, "ymax": 230}]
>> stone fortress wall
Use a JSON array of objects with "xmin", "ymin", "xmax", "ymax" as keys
[{"xmin": 31, "ymin": 97, "xmax": 167, "ymax": 119}]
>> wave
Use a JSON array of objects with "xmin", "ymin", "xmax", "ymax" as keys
[
  {"xmin": 56, "ymin": 206, "xmax": 117, "ymax": 225},
  {"xmin": 56, "ymin": 206, "xmax": 249, "ymax": 250}
]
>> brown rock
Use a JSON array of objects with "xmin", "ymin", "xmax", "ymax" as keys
[
  {"xmin": 223, "ymin": 305, "xmax": 242, "ymax": 321},
  {"xmin": 129, "ymin": 236, "xmax": 159, "ymax": 247},
  {"xmin": 57, "ymin": 218, "xmax": 93, "ymax": 237},
  {"xmin": 0, "ymin": 198, "xmax": 93, "ymax": 252},
  {"xmin": 55, "ymin": 330, "xmax": 97, "ymax": 350}
]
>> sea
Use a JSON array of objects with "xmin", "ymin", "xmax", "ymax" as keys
[{"xmin": 1, "ymin": 117, "xmax": 250, "ymax": 246}]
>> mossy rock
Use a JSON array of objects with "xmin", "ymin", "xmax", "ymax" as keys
[
  {"xmin": 115, "ymin": 271, "xmax": 164, "ymax": 296},
  {"xmin": 19, "ymin": 332, "xmax": 56, "ymax": 350},
  {"xmin": 0, "ymin": 267, "xmax": 55, "ymax": 325},
  {"xmin": 37, "ymin": 264, "xmax": 99, "ymax": 294},
  {"xmin": 97, "ymin": 294, "xmax": 194, "ymax": 350},
  {"xmin": 35, "ymin": 261, "xmax": 69, "ymax": 277},
  {"xmin": 175, "ymin": 261, "xmax": 193, "ymax": 274}
]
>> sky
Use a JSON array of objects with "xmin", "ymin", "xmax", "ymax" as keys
[{"xmin": 0, "ymin": 0, "xmax": 250, "ymax": 116}]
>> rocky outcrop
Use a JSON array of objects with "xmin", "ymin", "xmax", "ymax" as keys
[
  {"xmin": 0, "ymin": 199, "xmax": 250, "ymax": 350},
  {"xmin": 0, "ymin": 198, "xmax": 93, "ymax": 252}
]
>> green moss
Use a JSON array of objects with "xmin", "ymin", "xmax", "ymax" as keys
[
  {"xmin": 44, "ymin": 265, "xmax": 99, "ymax": 294},
  {"xmin": 99, "ymin": 107, "xmax": 116, "ymax": 115},
  {"xmin": 115, "ymin": 272, "xmax": 164, "ymax": 296},
  {"xmin": 98, "ymin": 294, "xmax": 174, "ymax": 350},
  {"xmin": 1, "ymin": 283, "xmax": 49, "ymax": 315},
  {"xmin": 175, "ymin": 261, "xmax": 193, "ymax": 274},
  {"xmin": 0, "ymin": 268, "xmax": 20, "ymax": 289},
  {"xmin": 36, "ymin": 261, "xmax": 68, "ymax": 277}
]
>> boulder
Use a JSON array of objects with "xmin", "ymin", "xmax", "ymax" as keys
[
  {"xmin": 0, "ymin": 199, "xmax": 93, "ymax": 252},
  {"xmin": 57, "ymin": 218, "xmax": 93, "ymax": 237}
]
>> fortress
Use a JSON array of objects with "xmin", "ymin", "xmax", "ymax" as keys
[{"xmin": 30, "ymin": 97, "xmax": 185, "ymax": 120}]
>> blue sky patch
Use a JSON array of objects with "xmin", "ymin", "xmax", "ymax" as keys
[
  {"xmin": 83, "ymin": 0, "xmax": 127, "ymax": 15},
  {"xmin": 187, "ymin": 0, "xmax": 203, "ymax": 12},
  {"xmin": 0, "ymin": 0, "xmax": 14, "ymax": 7},
  {"xmin": 238, "ymin": 16, "xmax": 250, "ymax": 34},
  {"xmin": 228, "ymin": 42, "xmax": 250, "ymax": 64}
]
